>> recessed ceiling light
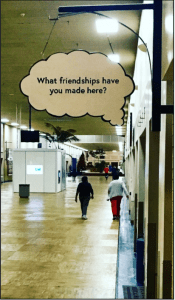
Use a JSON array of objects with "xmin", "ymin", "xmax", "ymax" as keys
[
  {"xmin": 112, "ymin": 150, "xmax": 117, "ymax": 152},
  {"xmin": 1, "ymin": 118, "xmax": 9, "ymax": 123},
  {"xmin": 96, "ymin": 19, "xmax": 118, "ymax": 33},
  {"xmin": 108, "ymin": 54, "xmax": 120, "ymax": 63},
  {"xmin": 11, "ymin": 122, "xmax": 19, "ymax": 126},
  {"xmin": 20, "ymin": 13, "xmax": 25, "ymax": 17}
]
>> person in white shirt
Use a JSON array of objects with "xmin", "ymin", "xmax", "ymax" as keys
[{"xmin": 108, "ymin": 174, "xmax": 129, "ymax": 220}]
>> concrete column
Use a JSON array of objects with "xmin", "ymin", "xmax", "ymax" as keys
[
  {"xmin": 126, "ymin": 154, "xmax": 131, "ymax": 215},
  {"xmin": 144, "ymin": 120, "xmax": 160, "ymax": 298},
  {"xmin": 2, "ymin": 124, "xmax": 6, "ymax": 182},
  {"xmin": 134, "ymin": 143, "xmax": 139, "ymax": 252},
  {"xmin": 138, "ymin": 131, "xmax": 146, "ymax": 238},
  {"xmin": 157, "ymin": 81, "xmax": 173, "ymax": 299},
  {"xmin": 129, "ymin": 151, "xmax": 135, "ymax": 224}
]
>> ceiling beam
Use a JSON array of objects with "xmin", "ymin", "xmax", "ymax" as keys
[{"xmin": 59, "ymin": 4, "xmax": 154, "ymax": 13}]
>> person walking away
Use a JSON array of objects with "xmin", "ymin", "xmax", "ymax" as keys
[
  {"xmin": 75, "ymin": 176, "xmax": 94, "ymax": 220},
  {"xmin": 104, "ymin": 166, "xmax": 109, "ymax": 180},
  {"xmin": 108, "ymin": 174, "xmax": 129, "ymax": 220},
  {"xmin": 72, "ymin": 169, "xmax": 76, "ymax": 181},
  {"xmin": 109, "ymin": 165, "xmax": 112, "ymax": 172},
  {"xmin": 111, "ymin": 166, "xmax": 120, "ymax": 180}
]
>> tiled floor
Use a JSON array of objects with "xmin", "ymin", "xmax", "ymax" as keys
[{"xmin": 1, "ymin": 176, "xmax": 119, "ymax": 299}]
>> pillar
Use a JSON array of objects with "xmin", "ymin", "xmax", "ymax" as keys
[
  {"xmin": 144, "ymin": 120, "xmax": 160, "ymax": 298},
  {"xmin": 138, "ymin": 131, "xmax": 146, "ymax": 238},
  {"xmin": 157, "ymin": 81, "xmax": 173, "ymax": 299}
]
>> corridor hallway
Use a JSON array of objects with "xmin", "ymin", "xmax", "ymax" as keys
[{"xmin": 1, "ymin": 176, "xmax": 120, "ymax": 299}]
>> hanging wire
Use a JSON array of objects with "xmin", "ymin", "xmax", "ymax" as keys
[
  {"xmin": 44, "ymin": 12, "xmax": 87, "ymax": 56},
  {"xmin": 118, "ymin": 21, "xmax": 152, "ymax": 78},
  {"xmin": 41, "ymin": 19, "xmax": 57, "ymax": 58},
  {"xmin": 54, "ymin": 10, "xmax": 152, "ymax": 78},
  {"xmin": 107, "ymin": 36, "xmax": 114, "ymax": 54},
  {"xmin": 49, "ymin": 11, "xmax": 87, "ymax": 20},
  {"xmin": 91, "ymin": 11, "xmax": 152, "ymax": 78}
]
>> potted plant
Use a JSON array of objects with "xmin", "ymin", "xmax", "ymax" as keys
[{"xmin": 43, "ymin": 123, "xmax": 80, "ymax": 148}]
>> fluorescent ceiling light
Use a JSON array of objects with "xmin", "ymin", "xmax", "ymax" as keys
[
  {"xmin": 11, "ymin": 122, "xmax": 19, "ymax": 126},
  {"xmin": 20, "ymin": 125, "xmax": 27, "ymax": 129},
  {"xmin": 108, "ymin": 54, "xmax": 120, "ymax": 63},
  {"xmin": 1, "ymin": 118, "xmax": 9, "ymax": 123},
  {"xmin": 115, "ymin": 126, "xmax": 123, "ymax": 132},
  {"xmin": 165, "ymin": 15, "xmax": 173, "ymax": 34},
  {"xmin": 118, "ymin": 142, "xmax": 123, "ymax": 151},
  {"xmin": 96, "ymin": 19, "xmax": 118, "ymax": 33},
  {"xmin": 168, "ymin": 51, "xmax": 173, "ymax": 63}
]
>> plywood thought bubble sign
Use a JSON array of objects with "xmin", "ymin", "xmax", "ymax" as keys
[{"xmin": 20, "ymin": 50, "xmax": 135, "ymax": 126}]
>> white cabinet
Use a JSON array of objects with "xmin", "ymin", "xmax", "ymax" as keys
[{"xmin": 13, "ymin": 149, "xmax": 66, "ymax": 193}]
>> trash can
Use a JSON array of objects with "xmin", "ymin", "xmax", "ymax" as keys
[
  {"xmin": 19, "ymin": 184, "xmax": 30, "ymax": 198},
  {"xmin": 136, "ymin": 238, "xmax": 144, "ymax": 285}
]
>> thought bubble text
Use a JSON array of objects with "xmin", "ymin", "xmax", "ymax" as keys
[
  {"xmin": 20, "ymin": 51, "xmax": 135, "ymax": 125},
  {"xmin": 36, "ymin": 76, "xmax": 120, "ymax": 95}
]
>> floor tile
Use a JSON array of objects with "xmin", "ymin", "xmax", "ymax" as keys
[{"xmin": 1, "ymin": 177, "xmax": 119, "ymax": 299}]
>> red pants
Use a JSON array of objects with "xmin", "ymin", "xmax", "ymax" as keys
[{"xmin": 110, "ymin": 196, "xmax": 122, "ymax": 217}]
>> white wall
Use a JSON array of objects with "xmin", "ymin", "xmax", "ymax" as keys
[
  {"xmin": 124, "ymin": 1, "xmax": 174, "ymax": 298},
  {"xmin": 126, "ymin": 8, "xmax": 153, "ymax": 155},
  {"xmin": 1, "ymin": 124, "xmax": 85, "ymax": 181}
]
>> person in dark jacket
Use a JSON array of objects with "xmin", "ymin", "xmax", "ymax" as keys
[
  {"xmin": 75, "ymin": 176, "xmax": 94, "ymax": 220},
  {"xmin": 111, "ymin": 166, "xmax": 120, "ymax": 180}
]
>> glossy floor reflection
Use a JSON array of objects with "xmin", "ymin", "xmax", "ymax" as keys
[
  {"xmin": 116, "ymin": 194, "xmax": 137, "ymax": 299},
  {"xmin": 1, "ymin": 176, "xmax": 119, "ymax": 299}
]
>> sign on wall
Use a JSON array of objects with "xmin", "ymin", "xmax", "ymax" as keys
[
  {"xmin": 27, "ymin": 165, "xmax": 43, "ymax": 175},
  {"xmin": 20, "ymin": 50, "xmax": 135, "ymax": 126}
]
